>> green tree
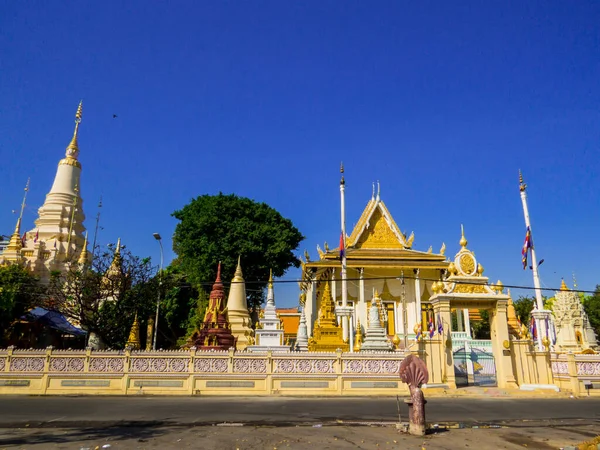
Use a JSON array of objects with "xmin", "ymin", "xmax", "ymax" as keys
[
  {"xmin": 0, "ymin": 265, "xmax": 44, "ymax": 346},
  {"xmin": 155, "ymin": 265, "xmax": 201, "ymax": 348},
  {"xmin": 513, "ymin": 296, "xmax": 535, "ymax": 324},
  {"xmin": 43, "ymin": 244, "xmax": 156, "ymax": 349},
  {"xmin": 582, "ymin": 285, "xmax": 600, "ymax": 338},
  {"xmin": 172, "ymin": 193, "xmax": 304, "ymax": 309}
]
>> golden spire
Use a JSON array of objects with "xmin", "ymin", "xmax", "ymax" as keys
[
  {"xmin": 560, "ymin": 279, "xmax": 569, "ymax": 291},
  {"xmin": 65, "ymin": 101, "xmax": 83, "ymax": 160},
  {"xmin": 126, "ymin": 313, "xmax": 141, "ymax": 350},
  {"xmin": 519, "ymin": 170, "xmax": 527, "ymax": 192},
  {"xmin": 78, "ymin": 232, "xmax": 89, "ymax": 265},
  {"xmin": 340, "ymin": 162, "xmax": 345, "ymax": 186},
  {"xmin": 268, "ymin": 268, "xmax": 273, "ymax": 289},
  {"xmin": 459, "ymin": 224, "xmax": 468, "ymax": 248}
]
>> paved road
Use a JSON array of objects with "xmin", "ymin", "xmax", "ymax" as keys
[{"xmin": 0, "ymin": 397, "xmax": 599, "ymax": 427}]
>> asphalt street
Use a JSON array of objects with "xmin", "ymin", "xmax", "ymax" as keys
[{"xmin": 0, "ymin": 397, "xmax": 599, "ymax": 427}]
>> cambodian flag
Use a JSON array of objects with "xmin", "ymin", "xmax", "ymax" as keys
[
  {"xmin": 339, "ymin": 231, "xmax": 345, "ymax": 259},
  {"xmin": 522, "ymin": 226, "xmax": 533, "ymax": 270},
  {"xmin": 428, "ymin": 316, "xmax": 435, "ymax": 338},
  {"xmin": 437, "ymin": 312, "xmax": 443, "ymax": 335},
  {"xmin": 34, "ymin": 229, "xmax": 39, "ymax": 243},
  {"xmin": 21, "ymin": 233, "xmax": 26, "ymax": 246},
  {"xmin": 530, "ymin": 317, "xmax": 537, "ymax": 340}
]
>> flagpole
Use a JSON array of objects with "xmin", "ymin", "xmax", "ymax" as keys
[
  {"xmin": 339, "ymin": 163, "xmax": 352, "ymax": 351},
  {"xmin": 519, "ymin": 171, "xmax": 549, "ymax": 351}
]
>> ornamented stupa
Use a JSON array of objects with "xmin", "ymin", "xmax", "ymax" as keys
[
  {"xmin": 247, "ymin": 270, "xmax": 290, "ymax": 352},
  {"xmin": 226, "ymin": 257, "xmax": 254, "ymax": 350},
  {"xmin": 192, "ymin": 263, "xmax": 237, "ymax": 350},
  {"xmin": 360, "ymin": 290, "xmax": 393, "ymax": 351},
  {"xmin": 295, "ymin": 294, "xmax": 309, "ymax": 351},
  {"xmin": 0, "ymin": 102, "xmax": 89, "ymax": 281},
  {"xmin": 307, "ymin": 281, "xmax": 349, "ymax": 352},
  {"xmin": 552, "ymin": 280, "xmax": 598, "ymax": 352}
]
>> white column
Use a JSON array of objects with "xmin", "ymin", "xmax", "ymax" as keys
[
  {"xmin": 414, "ymin": 269, "xmax": 422, "ymax": 331},
  {"xmin": 456, "ymin": 308, "xmax": 464, "ymax": 332},
  {"xmin": 349, "ymin": 316, "xmax": 354, "ymax": 353},
  {"xmin": 307, "ymin": 277, "xmax": 317, "ymax": 336},
  {"xmin": 463, "ymin": 309, "xmax": 472, "ymax": 338}
]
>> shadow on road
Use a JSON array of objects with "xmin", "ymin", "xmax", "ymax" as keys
[{"xmin": 0, "ymin": 422, "xmax": 167, "ymax": 447}]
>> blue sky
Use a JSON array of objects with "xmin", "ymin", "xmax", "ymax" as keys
[{"xmin": 1, "ymin": 1, "xmax": 599, "ymax": 306}]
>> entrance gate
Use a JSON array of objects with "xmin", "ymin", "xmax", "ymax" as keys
[{"xmin": 453, "ymin": 346, "xmax": 497, "ymax": 387}]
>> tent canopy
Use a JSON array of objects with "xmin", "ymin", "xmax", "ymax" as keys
[{"xmin": 22, "ymin": 307, "xmax": 87, "ymax": 337}]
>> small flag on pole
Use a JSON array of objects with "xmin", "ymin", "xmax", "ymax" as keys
[
  {"xmin": 437, "ymin": 312, "xmax": 444, "ymax": 335},
  {"xmin": 521, "ymin": 226, "xmax": 533, "ymax": 270},
  {"xmin": 428, "ymin": 315, "xmax": 435, "ymax": 338},
  {"xmin": 415, "ymin": 323, "xmax": 422, "ymax": 341},
  {"xmin": 339, "ymin": 231, "xmax": 345, "ymax": 259},
  {"xmin": 21, "ymin": 233, "xmax": 26, "ymax": 246},
  {"xmin": 34, "ymin": 229, "xmax": 39, "ymax": 243},
  {"xmin": 529, "ymin": 316, "xmax": 537, "ymax": 340}
]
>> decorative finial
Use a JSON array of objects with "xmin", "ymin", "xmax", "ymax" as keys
[
  {"xmin": 115, "ymin": 237, "xmax": 121, "ymax": 254},
  {"xmin": 372, "ymin": 182, "xmax": 375, "ymax": 200},
  {"xmin": 268, "ymin": 268, "xmax": 273, "ymax": 289},
  {"xmin": 216, "ymin": 261, "xmax": 222, "ymax": 282},
  {"xmin": 78, "ymin": 232, "xmax": 90, "ymax": 265},
  {"xmin": 560, "ymin": 278, "xmax": 569, "ymax": 291},
  {"xmin": 376, "ymin": 181, "xmax": 381, "ymax": 201},
  {"xmin": 519, "ymin": 170, "xmax": 527, "ymax": 192},
  {"xmin": 65, "ymin": 101, "xmax": 83, "ymax": 159},
  {"xmin": 340, "ymin": 162, "xmax": 345, "ymax": 186},
  {"xmin": 234, "ymin": 255, "xmax": 243, "ymax": 278},
  {"xmin": 439, "ymin": 242, "xmax": 446, "ymax": 256},
  {"xmin": 459, "ymin": 224, "xmax": 467, "ymax": 248}
]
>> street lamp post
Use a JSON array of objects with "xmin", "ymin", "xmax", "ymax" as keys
[{"xmin": 152, "ymin": 233, "xmax": 164, "ymax": 351}]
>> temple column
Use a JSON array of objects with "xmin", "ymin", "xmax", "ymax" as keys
[
  {"xmin": 463, "ymin": 309, "xmax": 472, "ymax": 338},
  {"xmin": 358, "ymin": 268, "xmax": 367, "ymax": 327},
  {"xmin": 456, "ymin": 308, "xmax": 464, "ymax": 332},
  {"xmin": 414, "ymin": 269, "xmax": 422, "ymax": 332}
]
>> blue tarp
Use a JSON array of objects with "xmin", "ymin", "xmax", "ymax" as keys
[{"xmin": 21, "ymin": 307, "xmax": 87, "ymax": 337}]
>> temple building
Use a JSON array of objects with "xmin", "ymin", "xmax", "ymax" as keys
[
  {"xmin": 300, "ymin": 182, "xmax": 448, "ymax": 348},
  {"xmin": 0, "ymin": 103, "xmax": 89, "ymax": 280},
  {"xmin": 552, "ymin": 280, "xmax": 598, "ymax": 352}
]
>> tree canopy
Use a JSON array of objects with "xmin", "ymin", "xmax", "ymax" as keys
[
  {"xmin": 172, "ymin": 193, "xmax": 304, "ymax": 308},
  {"xmin": 0, "ymin": 265, "xmax": 43, "ymax": 346}
]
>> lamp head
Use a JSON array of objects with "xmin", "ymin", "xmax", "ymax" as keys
[{"xmin": 153, "ymin": 233, "xmax": 162, "ymax": 241}]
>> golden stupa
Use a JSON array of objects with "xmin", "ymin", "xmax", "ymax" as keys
[{"xmin": 308, "ymin": 282, "xmax": 349, "ymax": 352}]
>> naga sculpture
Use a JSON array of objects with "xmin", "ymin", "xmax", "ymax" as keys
[{"xmin": 399, "ymin": 354, "xmax": 429, "ymax": 436}]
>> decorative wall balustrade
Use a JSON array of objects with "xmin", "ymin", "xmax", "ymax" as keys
[
  {"xmin": 0, "ymin": 347, "xmax": 405, "ymax": 377},
  {"xmin": 549, "ymin": 352, "xmax": 600, "ymax": 396}
]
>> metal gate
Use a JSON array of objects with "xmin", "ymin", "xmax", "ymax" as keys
[{"xmin": 453, "ymin": 347, "xmax": 497, "ymax": 387}]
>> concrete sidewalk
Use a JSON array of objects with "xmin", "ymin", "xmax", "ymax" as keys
[{"xmin": 0, "ymin": 422, "xmax": 598, "ymax": 449}]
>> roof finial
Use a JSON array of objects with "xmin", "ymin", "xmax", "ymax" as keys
[
  {"xmin": 372, "ymin": 182, "xmax": 375, "ymax": 200},
  {"xmin": 340, "ymin": 162, "xmax": 345, "ymax": 186},
  {"xmin": 459, "ymin": 224, "xmax": 468, "ymax": 248},
  {"xmin": 65, "ymin": 101, "xmax": 83, "ymax": 160},
  {"xmin": 519, "ymin": 169, "xmax": 527, "ymax": 192},
  {"xmin": 376, "ymin": 180, "xmax": 380, "ymax": 201},
  {"xmin": 268, "ymin": 268, "xmax": 273, "ymax": 289}
]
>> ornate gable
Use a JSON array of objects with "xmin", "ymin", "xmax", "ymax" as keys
[{"xmin": 348, "ymin": 200, "xmax": 411, "ymax": 249}]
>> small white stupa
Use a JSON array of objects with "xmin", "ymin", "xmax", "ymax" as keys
[
  {"xmin": 246, "ymin": 269, "xmax": 291, "ymax": 352},
  {"xmin": 360, "ymin": 290, "xmax": 393, "ymax": 352}
]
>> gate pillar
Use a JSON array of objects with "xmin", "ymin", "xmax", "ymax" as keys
[{"xmin": 490, "ymin": 299, "xmax": 518, "ymax": 389}]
